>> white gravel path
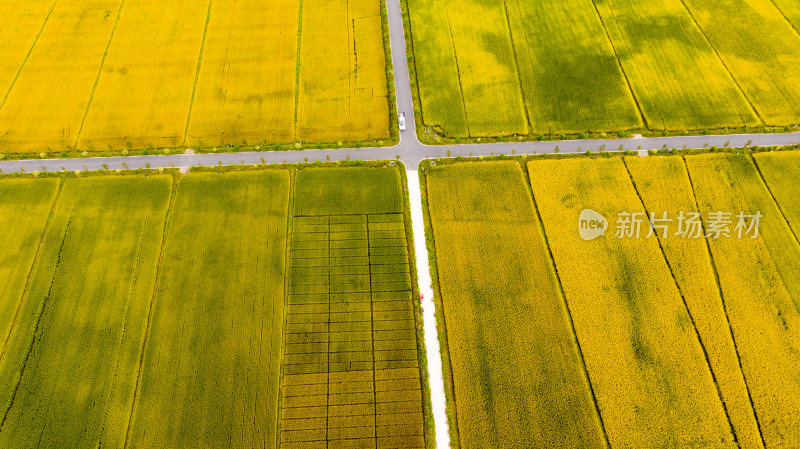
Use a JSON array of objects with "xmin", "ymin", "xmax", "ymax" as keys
[{"xmin": 407, "ymin": 168, "xmax": 451, "ymax": 449}]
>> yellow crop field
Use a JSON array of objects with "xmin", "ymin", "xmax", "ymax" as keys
[
  {"xmin": 624, "ymin": 156, "xmax": 763, "ymax": 448},
  {"xmin": 0, "ymin": 179, "xmax": 59, "ymax": 352},
  {"xmin": 770, "ymin": 0, "xmax": 800, "ymax": 29},
  {"xmin": 675, "ymin": 0, "xmax": 800, "ymax": 125},
  {"xmin": 686, "ymin": 153, "xmax": 800, "ymax": 447},
  {"xmin": 76, "ymin": 0, "xmax": 210, "ymax": 150},
  {"xmin": 0, "ymin": 0, "xmax": 390, "ymax": 154},
  {"xmin": 185, "ymin": 0, "xmax": 299, "ymax": 147},
  {"xmin": 296, "ymin": 0, "xmax": 389, "ymax": 142},
  {"xmin": 0, "ymin": 1, "xmax": 54, "ymax": 98},
  {"xmin": 0, "ymin": 0, "xmax": 123, "ymax": 152},
  {"xmin": 0, "ymin": 166, "xmax": 425, "ymax": 447},
  {"xmin": 426, "ymin": 162, "xmax": 605, "ymax": 447},
  {"xmin": 527, "ymin": 158, "xmax": 734, "ymax": 448},
  {"xmin": 753, "ymin": 151, "xmax": 800, "ymax": 234}
]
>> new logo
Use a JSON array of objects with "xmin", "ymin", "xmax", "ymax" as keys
[{"xmin": 578, "ymin": 209, "xmax": 608, "ymax": 241}]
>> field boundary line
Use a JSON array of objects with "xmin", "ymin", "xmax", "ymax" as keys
[
  {"xmin": 183, "ymin": 0, "xmax": 215, "ymax": 145},
  {"xmin": 122, "ymin": 175, "xmax": 178, "ymax": 448},
  {"xmin": 292, "ymin": 0, "xmax": 304, "ymax": 140},
  {"xmin": 442, "ymin": 0, "xmax": 471, "ymax": 137},
  {"xmin": 750, "ymin": 155, "xmax": 800, "ymax": 248},
  {"xmin": 501, "ymin": 0, "xmax": 532, "ymax": 134},
  {"xmin": 74, "ymin": 0, "xmax": 127, "ymax": 149},
  {"xmin": 367, "ymin": 215, "xmax": 379, "ymax": 449},
  {"xmin": 275, "ymin": 169, "xmax": 295, "ymax": 448},
  {"xmin": 587, "ymin": 0, "xmax": 648, "ymax": 129},
  {"xmin": 766, "ymin": 0, "xmax": 800, "ymax": 39},
  {"xmin": 0, "ymin": 0, "xmax": 59, "ymax": 109},
  {"xmin": 0, "ymin": 179, "xmax": 63, "ymax": 364},
  {"xmin": 518, "ymin": 160, "xmax": 611, "ymax": 448},
  {"xmin": 326, "ymin": 214, "xmax": 332, "ymax": 443},
  {"xmin": 682, "ymin": 155, "xmax": 767, "ymax": 447},
  {"xmin": 622, "ymin": 157, "xmax": 739, "ymax": 444},
  {"xmin": 1, "ymin": 212, "xmax": 72, "ymax": 430},
  {"xmin": 676, "ymin": 0, "xmax": 765, "ymax": 127}
]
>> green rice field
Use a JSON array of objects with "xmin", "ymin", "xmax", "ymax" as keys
[
  {"xmin": 405, "ymin": 0, "xmax": 800, "ymax": 138},
  {"xmin": 0, "ymin": 165, "xmax": 428, "ymax": 449}
]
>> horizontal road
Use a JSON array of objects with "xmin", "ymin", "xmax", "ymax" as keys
[
  {"xmin": 2, "ymin": 131, "xmax": 798, "ymax": 174},
  {"xmin": 1, "ymin": 2, "xmax": 799, "ymax": 449}
]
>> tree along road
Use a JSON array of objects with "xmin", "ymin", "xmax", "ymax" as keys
[{"xmin": 1, "ymin": 1, "xmax": 800, "ymax": 448}]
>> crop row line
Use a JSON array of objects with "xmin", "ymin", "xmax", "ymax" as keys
[
  {"xmin": 284, "ymin": 388, "xmax": 422, "ymax": 399},
  {"xmin": 751, "ymin": 157, "xmax": 800, "ymax": 248},
  {"xmin": 283, "ymin": 378, "xmax": 421, "ymax": 388},
  {"xmin": 284, "ymin": 426, "xmax": 423, "ymax": 437},
  {"xmin": 283, "ymin": 359, "xmax": 417, "ymax": 368},
  {"xmin": 768, "ymin": 0, "xmax": 800, "ymax": 38},
  {"xmin": 182, "ymin": 0, "xmax": 215, "ymax": 144},
  {"xmin": 585, "ymin": 0, "xmax": 647, "ymax": 130},
  {"xmin": 282, "ymin": 398, "xmax": 422, "ymax": 409},
  {"xmin": 286, "ymin": 314, "xmax": 413, "ymax": 321},
  {"xmin": 280, "ymin": 436, "xmax": 424, "ymax": 445}
]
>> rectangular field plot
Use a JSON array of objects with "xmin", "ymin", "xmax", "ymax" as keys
[
  {"xmin": 624, "ymin": 156, "xmax": 762, "ymax": 448},
  {"xmin": 407, "ymin": 0, "xmax": 800, "ymax": 136},
  {"xmin": 681, "ymin": 0, "xmax": 800, "ymax": 125},
  {"xmin": 293, "ymin": 167, "xmax": 404, "ymax": 216},
  {"xmin": 281, "ymin": 166, "xmax": 424, "ymax": 448},
  {"xmin": 0, "ymin": 0, "xmax": 125, "ymax": 152},
  {"xmin": 125, "ymin": 171, "xmax": 290, "ymax": 448},
  {"xmin": 0, "ymin": 0, "xmax": 390, "ymax": 153},
  {"xmin": 185, "ymin": 0, "xmax": 299, "ymax": 146},
  {"xmin": 296, "ymin": 0, "xmax": 390, "ymax": 142},
  {"xmin": 425, "ymin": 162, "xmax": 606, "ymax": 447},
  {"xmin": 0, "ymin": 179, "xmax": 59, "ymax": 350},
  {"xmin": 685, "ymin": 154, "xmax": 800, "ymax": 447},
  {"xmin": 0, "ymin": 0, "xmax": 54, "ymax": 97},
  {"xmin": 0, "ymin": 176, "xmax": 172, "ymax": 448},
  {"xmin": 528, "ymin": 158, "xmax": 735, "ymax": 448}
]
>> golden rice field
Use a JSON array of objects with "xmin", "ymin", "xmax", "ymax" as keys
[
  {"xmin": 0, "ymin": 0, "xmax": 391, "ymax": 154},
  {"xmin": 406, "ymin": 0, "xmax": 800, "ymax": 137},
  {"xmin": 423, "ymin": 151, "xmax": 800, "ymax": 447},
  {"xmin": 0, "ymin": 165, "xmax": 427, "ymax": 448}
]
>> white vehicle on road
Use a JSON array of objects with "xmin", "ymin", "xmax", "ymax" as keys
[{"xmin": 399, "ymin": 112, "xmax": 406, "ymax": 131}]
